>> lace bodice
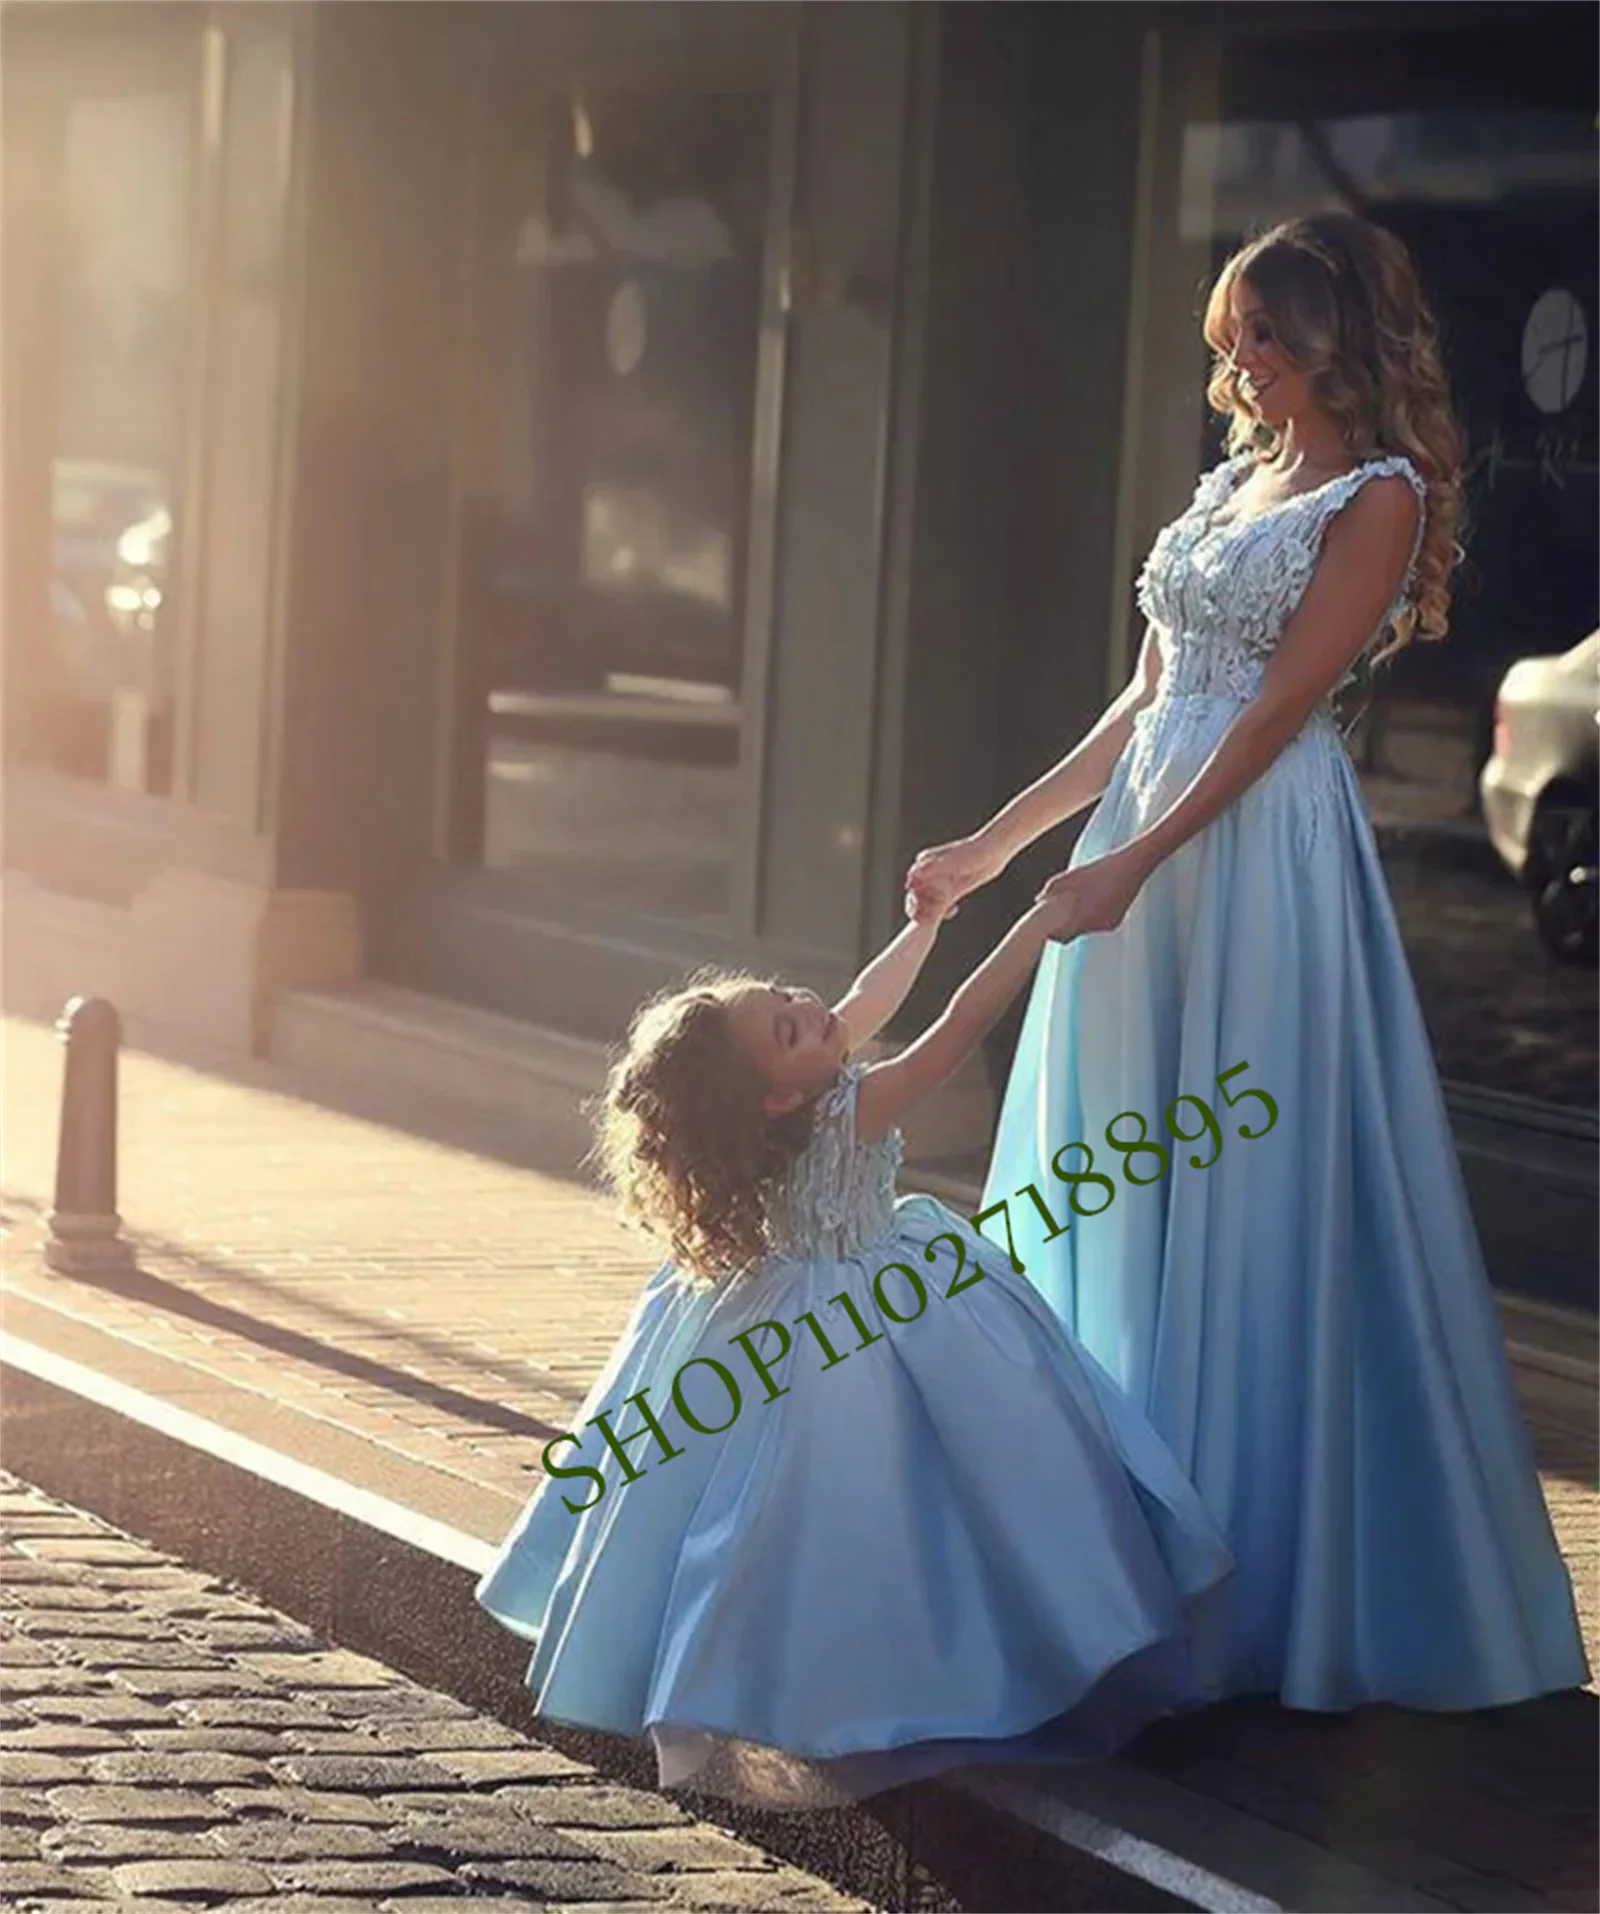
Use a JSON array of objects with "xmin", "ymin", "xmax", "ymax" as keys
[
  {"xmin": 1136, "ymin": 454, "xmax": 1427, "ymax": 703},
  {"xmin": 762, "ymin": 1061, "xmax": 902, "ymax": 1262}
]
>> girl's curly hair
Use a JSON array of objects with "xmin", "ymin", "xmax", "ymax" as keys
[
  {"xmin": 591, "ymin": 970, "xmax": 817, "ymax": 1283},
  {"xmin": 1203, "ymin": 213, "xmax": 1465, "ymax": 656}
]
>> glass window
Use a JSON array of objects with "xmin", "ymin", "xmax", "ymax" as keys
[
  {"xmin": 41, "ymin": 86, "xmax": 192, "ymax": 795},
  {"xmin": 1176, "ymin": 42, "xmax": 1597, "ymax": 1115},
  {"xmin": 455, "ymin": 83, "xmax": 772, "ymax": 928}
]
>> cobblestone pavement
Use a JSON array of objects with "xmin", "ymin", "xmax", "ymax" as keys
[{"xmin": 0, "ymin": 1475, "xmax": 873, "ymax": 1914}]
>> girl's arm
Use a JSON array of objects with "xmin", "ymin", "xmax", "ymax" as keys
[
  {"xmin": 1040, "ymin": 477, "xmax": 1419, "ymax": 933},
  {"xmin": 907, "ymin": 628, "xmax": 1165, "ymax": 908},
  {"xmin": 855, "ymin": 896, "xmax": 1073, "ymax": 1143},
  {"xmin": 832, "ymin": 910, "xmax": 943, "ymax": 1051}
]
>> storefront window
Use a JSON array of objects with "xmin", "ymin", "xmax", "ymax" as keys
[
  {"xmin": 41, "ymin": 87, "xmax": 191, "ymax": 795},
  {"xmin": 456, "ymin": 83, "xmax": 772, "ymax": 929},
  {"xmin": 1177, "ymin": 40, "xmax": 1597, "ymax": 1114}
]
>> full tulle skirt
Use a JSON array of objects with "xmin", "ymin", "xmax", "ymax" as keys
[{"xmin": 477, "ymin": 1194, "xmax": 1233, "ymax": 1806}]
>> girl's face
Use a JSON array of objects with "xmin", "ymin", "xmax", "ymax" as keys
[
  {"xmin": 727, "ymin": 985, "xmax": 847, "ymax": 1115},
  {"xmin": 1224, "ymin": 279, "xmax": 1316, "ymax": 431}
]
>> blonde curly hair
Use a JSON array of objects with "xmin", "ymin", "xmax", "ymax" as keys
[
  {"xmin": 1203, "ymin": 213, "xmax": 1465, "ymax": 653},
  {"xmin": 591, "ymin": 971, "xmax": 817, "ymax": 1283}
]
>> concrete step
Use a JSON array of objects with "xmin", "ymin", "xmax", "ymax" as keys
[
  {"xmin": 269, "ymin": 982, "xmax": 998, "ymax": 1175},
  {"xmin": 1500, "ymin": 1294, "xmax": 1599, "ymax": 1436},
  {"xmin": 269, "ymin": 983, "xmax": 605, "ymax": 1174},
  {"xmin": 273, "ymin": 981, "xmax": 608, "ymax": 1098},
  {"xmin": 1502, "ymin": 1294, "xmax": 1600, "ymax": 1382}
]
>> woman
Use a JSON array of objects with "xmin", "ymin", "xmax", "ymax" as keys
[{"xmin": 907, "ymin": 213, "xmax": 1588, "ymax": 1712}]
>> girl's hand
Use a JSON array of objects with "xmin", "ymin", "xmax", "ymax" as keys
[
  {"xmin": 1034, "ymin": 847, "xmax": 1150, "ymax": 941},
  {"xmin": 905, "ymin": 835, "xmax": 1007, "ymax": 919},
  {"xmin": 903, "ymin": 883, "xmax": 954, "ymax": 928}
]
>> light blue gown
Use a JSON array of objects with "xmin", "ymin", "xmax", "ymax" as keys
[
  {"xmin": 478, "ymin": 1063, "xmax": 1232, "ymax": 1807},
  {"xmin": 985, "ymin": 453, "xmax": 1589, "ymax": 1712}
]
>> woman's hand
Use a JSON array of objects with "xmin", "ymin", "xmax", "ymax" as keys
[
  {"xmin": 905, "ymin": 835, "xmax": 1007, "ymax": 921},
  {"xmin": 903, "ymin": 882, "xmax": 955, "ymax": 928},
  {"xmin": 1034, "ymin": 846, "xmax": 1151, "ymax": 941}
]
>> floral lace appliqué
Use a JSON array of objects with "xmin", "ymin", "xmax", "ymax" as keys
[
  {"xmin": 1137, "ymin": 453, "xmax": 1427, "ymax": 704},
  {"xmin": 763, "ymin": 1062, "xmax": 902, "ymax": 1262}
]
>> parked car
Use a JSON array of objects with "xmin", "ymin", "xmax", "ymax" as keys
[{"xmin": 1479, "ymin": 630, "xmax": 1599, "ymax": 966}]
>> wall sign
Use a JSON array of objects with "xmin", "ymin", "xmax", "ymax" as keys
[{"xmin": 1522, "ymin": 289, "xmax": 1588, "ymax": 416}]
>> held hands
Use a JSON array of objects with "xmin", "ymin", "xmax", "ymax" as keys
[
  {"xmin": 904, "ymin": 835, "xmax": 1007, "ymax": 924},
  {"xmin": 905, "ymin": 832, "xmax": 1153, "ymax": 942},
  {"xmin": 904, "ymin": 882, "xmax": 956, "ymax": 929},
  {"xmin": 1033, "ymin": 847, "xmax": 1151, "ymax": 942}
]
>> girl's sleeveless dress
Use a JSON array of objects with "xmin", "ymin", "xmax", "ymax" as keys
[
  {"xmin": 477, "ymin": 1062, "xmax": 1232, "ymax": 1807},
  {"xmin": 985, "ymin": 453, "xmax": 1589, "ymax": 1710}
]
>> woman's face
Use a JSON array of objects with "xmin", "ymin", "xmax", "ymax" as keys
[{"xmin": 1225, "ymin": 278, "xmax": 1317, "ymax": 432}]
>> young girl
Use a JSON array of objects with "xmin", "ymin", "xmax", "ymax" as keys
[{"xmin": 476, "ymin": 892, "xmax": 1232, "ymax": 1808}]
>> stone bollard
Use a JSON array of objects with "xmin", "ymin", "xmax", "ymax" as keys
[{"xmin": 44, "ymin": 996, "xmax": 135, "ymax": 1276}]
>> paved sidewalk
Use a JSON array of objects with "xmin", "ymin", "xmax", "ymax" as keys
[
  {"xmin": 0, "ymin": 1474, "xmax": 872, "ymax": 1914},
  {"xmin": 2, "ymin": 1013, "xmax": 1594, "ymax": 1659},
  {"xmin": 2, "ymin": 1010, "xmax": 1597, "ymax": 1914},
  {"xmin": 1, "ymin": 1012, "xmax": 650, "ymax": 1525}
]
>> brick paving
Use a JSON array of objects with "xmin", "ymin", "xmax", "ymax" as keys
[
  {"xmin": 1129, "ymin": 1689, "xmax": 1598, "ymax": 1912},
  {"xmin": 0, "ymin": 1474, "xmax": 873, "ymax": 1913},
  {"xmin": 0, "ymin": 1013, "xmax": 646, "ymax": 1503}
]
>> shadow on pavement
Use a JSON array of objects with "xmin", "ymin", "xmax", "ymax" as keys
[
  {"xmin": 3, "ymin": 1006, "xmax": 602, "ymax": 1189},
  {"xmin": 3, "ymin": 1189, "xmax": 575, "ymax": 1437},
  {"xmin": 1130, "ymin": 1687, "xmax": 1598, "ymax": 1904}
]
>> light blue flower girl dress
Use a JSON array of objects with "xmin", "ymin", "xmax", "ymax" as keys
[
  {"xmin": 985, "ymin": 453, "xmax": 1589, "ymax": 1711},
  {"xmin": 478, "ymin": 1061, "xmax": 1232, "ymax": 1806}
]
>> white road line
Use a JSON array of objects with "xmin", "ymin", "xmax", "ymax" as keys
[{"xmin": 0, "ymin": 1333, "xmax": 497, "ymax": 1577}]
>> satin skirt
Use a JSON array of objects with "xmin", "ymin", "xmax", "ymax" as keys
[
  {"xmin": 985, "ymin": 693, "xmax": 1589, "ymax": 1711},
  {"xmin": 477, "ymin": 1193, "xmax": 1232, "ymax": 1807}
]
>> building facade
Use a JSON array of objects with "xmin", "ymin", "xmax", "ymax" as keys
[{"xmin": 4, "ymin": 2, "xmax": 1595, "ymax": 1302}]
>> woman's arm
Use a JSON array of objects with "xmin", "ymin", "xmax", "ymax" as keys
[
  {"xmin": 832, "ymin": 910, "xmax": 944, "ymax": 1051},
  {"xmin": 980, "ymin": 624, "xmax": 1167, "ymax": 862},
  {"xmin": 907, "ymin": 627, "xmax": 1165, "ymax": 910},
  {"xmin": 1037, "ymin": 477, "xmax": 1420, "ymax": 935}
]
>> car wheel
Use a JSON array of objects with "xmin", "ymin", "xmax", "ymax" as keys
[{"xmin": 1529, "ymin": 802, "xmax": 1599, "ymax": 967}]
